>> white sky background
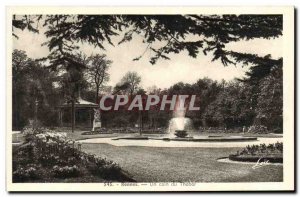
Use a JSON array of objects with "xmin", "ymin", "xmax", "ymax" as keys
[{"xmin": 12, "ymin": 20, "xmax": 283, "ymax": 89}]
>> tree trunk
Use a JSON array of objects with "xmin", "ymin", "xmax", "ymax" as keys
[
  {"xmin": 71, "ymin": 99, "xmax": 75, "ymax": 133},
  {"xmin": 139, "ymin": 110, "xmax": 142, "ymax": 135},
  {"xmin": 95, "ymin": 85, "xmax": 99, "ymax": 103}
]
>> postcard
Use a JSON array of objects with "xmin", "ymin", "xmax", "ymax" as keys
[{"xmin": 7, "ymin": 6, "xmax": 294, "ymax": 192}]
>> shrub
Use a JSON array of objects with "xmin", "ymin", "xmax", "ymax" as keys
[
  {"xmin": 100, "ymin": 162, "xmax": 122, "ymax": 179},
  {"xmin": 248, "ymin": 125, "xmax": 268, "ymax": 133},
  {"xmin": 38, "ymin": 154, "xmax": 61, "ymax": 167},
  {"xmin": 271, "ymin": 127, "xmax": 282, "ymax": 133},
  {"xmin": 23, "ymin": 127, "xmax": 37, "ymax": 143},
  {"xmin": 236, "ymin": 142, "xmax": 283, "ymax": 156},
  {"xmin": 230, "ymin": 142, "xmax": 283, "ymax": 163},
  {"xmin": 13, "ymin": 164, "xmax": 39, "ymax": 182},
  {"xmin": 14, "ymin": 128, "xmax": 134, "ymax": 182},
  {"xmin": 52, "ymin": 165, "xmax": 80, "ymax": 178},
  {"xmin": 83, "ymin": 155, "xmax": 122, "ymax": 179}
]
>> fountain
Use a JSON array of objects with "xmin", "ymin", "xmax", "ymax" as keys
[
  {"xmin": 168, "ymin": 96, "xmax": 194, "ymax": 137},
  {"xmin": 82, "ymin": 96, "xmax": 259, "ymax": 144}
]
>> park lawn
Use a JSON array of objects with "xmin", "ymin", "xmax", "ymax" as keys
[
  {"xmin": 81, "ymin": 143, "xmax": 283, "ymax": 182},
  {"xmin": 12, "ymin": 130, "xmax": 283, "ymax": 183}
]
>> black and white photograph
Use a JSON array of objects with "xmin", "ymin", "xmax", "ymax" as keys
[{"xmin": 6, "ymin": 6, "xmax": 294, "ymax": 192}]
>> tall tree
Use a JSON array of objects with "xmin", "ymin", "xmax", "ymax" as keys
[
  {"xmin": 56, "ymin": 53, "xmax": 88, "ymax": 132},
  {"xmin": 119, "ymin": 71, "xmax": 141, "ymax": 95},
  {"xmin": 86, "ymin": 54, "xmax": 111, "ymax": 102},
  {"xmin": 12, "ymin": 50, "xmax": 59, "ymax": 129},
  {"xmin": 255, "ymin": 64, "xmax": 283, "ymax": 131},
  {"xmin": 12, "ymin": 14, "xmax": 284, "ymax": 131}
]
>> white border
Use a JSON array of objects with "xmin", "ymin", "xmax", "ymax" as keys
[{"xmin": 5, "ymin": 6, "xmax": 295, "ymax": 192}]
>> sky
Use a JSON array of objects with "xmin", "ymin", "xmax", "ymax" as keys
[{"xmin": 12, "ymin": 21, "xmax": 283, "ymax": 90}]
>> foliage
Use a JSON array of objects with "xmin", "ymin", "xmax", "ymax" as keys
[
  {"xmin": 81, "ymin": 154, "xmax": 122, "ymax": 179},
  {"xmin": 203, "ymin": 64, "xmax": 282, "ymax": 132},
  {"xmin": 12, "ymin": 15, "xmax": 284, "ymax": 132},
  {"xmin": 86, "ymin": 54, "xmax": 112, "ymax": 102},
  {"xmin": 204, "ymin": 80, "xmax": 255, "ymax": 128},
  {"xmin": 12, "ymin": 15, "xmax": 40, "ymax": 38},
  {"xmin": 57, "ymin": 53, "xmax": 88, "ymax": 100},
  {"xmin": 236, "ymin": 142, "xmax": 283, "ymax": 156},
  {"xmin": 101, "ymin": 66, "xmax": 282, "ymax": 133},
  {"xmin": 255, "ymin": 65, "xmax": 283, "ymax": 131},
  {"xmin": 116, "ymin": 71, "xmax": 141, "ymax": 95},
  {"xmin": 13, "ymin": 164, "xmax": 39, "ymax": 182},
  {"xmin": 12, "ymin": 50, "xmax": 60, "ymax": 129},
  {"xmin": 13, "ymin": 128, "xmax": 133, "ymax": 182},
  {"xmin": 229, "ymin": 142, "xmax": 283, "ymax": 163},
  {"xmin": 247, "ymin": 125, "xmax": 268, "ymax": 133},
  {"xmin": 52, "ymin": 165, "xmax": 80, "ymax": 178},
  {"xmin": 12, "ymin": 15, "xmax": 282, "ymax": 67}
]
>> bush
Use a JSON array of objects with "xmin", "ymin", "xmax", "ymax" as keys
[
  {"xmin": 13, "ymin": 127, "xmax": 134, "ymax": 182},
  {"xmin": 23, "ymin": 127, "xmax": 37, "ymax": 143},
  {"xmin": 13, "ymin": 164, "xmax": 39, "ymax": 182},
  {"xmin": 229, "ymin": 142, "xmax": 283, "ymax": 163},
  {"xmin": 248, "ymin": 125, "xmax": 268, "ymax": 133},
  {"xmin": 271, "ymin": 127, "xmax": 282, "ymax": 133},
  {"xmin": 38, "ymin": 154, "xmax": 61, "ymax": 167},
  {"xmin": 239, "ymin": 142, "xmax": 283, "ymax": 155},
  {"xmin": 80, "ymin": 154, "xmax": 123, "ymax": 180},
  {"xmin": 52, "ymin": 165, "xmax": 80, "ymax": 178}
]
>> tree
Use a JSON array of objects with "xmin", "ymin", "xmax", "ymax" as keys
[
  {"xmin": 86, "ymin": 54, "xmax": 111, "ymax": 102},
  {"xmin": 255, "ymin": 64, "xmax": 283, "ymax": 132},
  {"xmin": 12, "ymin": 14, "xmax": 284, "ymax": 131},
  {"xmin": 12, "ymin": 15, "xmax": 283, "ymax": 69},
  {"xmin": 12, "ymin": 50, "xmax": 59, "ymax": 129},
  {"xmin": 192, "ymin": 78, "xmax": 222, "ymax": 127},
  {"xmin": 203, "ymin": 79, "xmax": 254, "ymax": 129},
  {"xmin": 55, "ymin": 52, "xmax": 88, "ymax": 132},
  {"xmin": 119, "ymin": 71, "xmax": 141, "ymax": 95},
  {"xmin": 13, "ymin": 50, "xmax": 33, "ymax": 128}
]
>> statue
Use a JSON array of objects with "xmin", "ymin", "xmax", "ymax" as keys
[{"xmin": 92, "ymin": 109, "xmax": 101, "ymax": 131}]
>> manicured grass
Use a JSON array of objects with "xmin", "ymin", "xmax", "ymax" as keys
[
  {"xmin": 81, "ymin": 143, "xmax": 283, "ymax": 182},
  {"xmin": 12, "ymin": 129, "xmax": 283, "ymax": 182}
]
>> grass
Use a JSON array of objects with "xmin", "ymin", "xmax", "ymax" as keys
[
  {"xmin": 81, "ymin": 143, "xmax": 283, "ymax": 182},
  {"xmin": 12, "ymin": 129, "xmax": 283, "ymax": 183}
]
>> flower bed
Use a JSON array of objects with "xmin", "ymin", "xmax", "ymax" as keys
[
  {"xmin": 13, "ymin": 127, "xmax": 134, "ymax": 182},
  {"xmin": 229, "ymin": 142, "xmax": 283, "ymax": 163},
  {"xmin": 81, "ymin": 130, "xmax": 113, "ymax": 135}
]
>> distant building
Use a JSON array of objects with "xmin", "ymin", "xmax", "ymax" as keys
[{"xmin": 58, "ymin": 96, "xmax": 98, "ymax": 128}]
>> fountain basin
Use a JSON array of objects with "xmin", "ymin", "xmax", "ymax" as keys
[
  {"xmin": 77, "ymin": 136, "xmax": 282, "ymax": 148},
  {"xmin": 174, "ymin": 130, "xmax": 189, "ymax": 138},
  {"xmin": 111, "ymin": 136, "xmax": 257, "ymax": 142}
]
